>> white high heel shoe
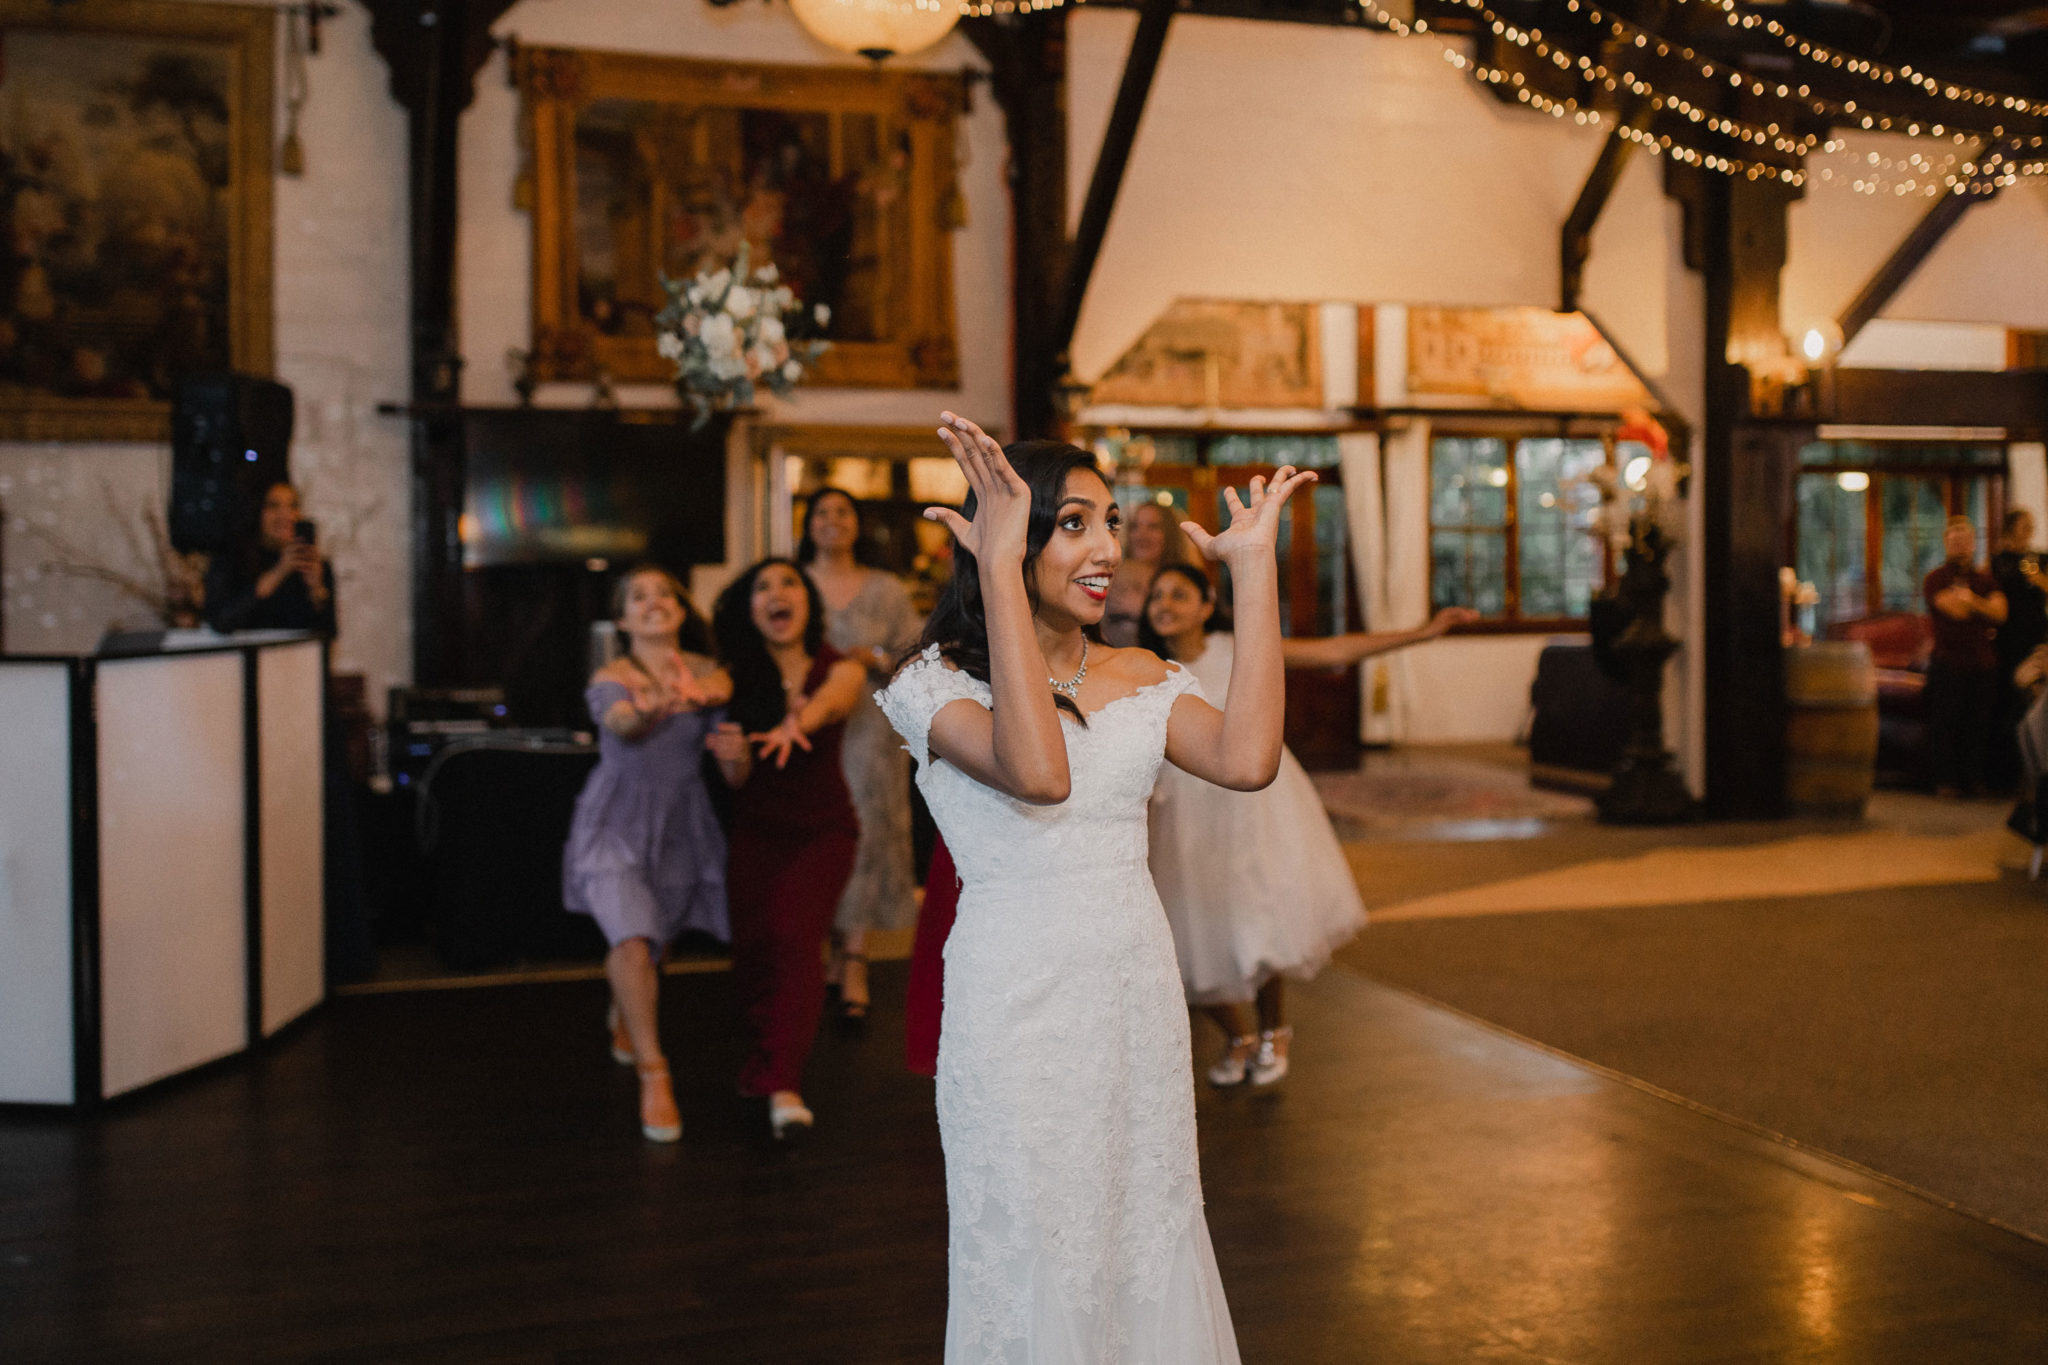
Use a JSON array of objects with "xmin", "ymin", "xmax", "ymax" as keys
[
  {"xmin": 769, "ymin": 1092, "xmax": 815, "ymax": 1141},
  {"xmin": 1250, "ymin": 1026, "xmax": 1292, "ymax": 1086}
]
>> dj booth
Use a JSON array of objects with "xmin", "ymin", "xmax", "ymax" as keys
[{"xmin": 0, "ymin": 634, "xmax": 326, "ymax": 1108}]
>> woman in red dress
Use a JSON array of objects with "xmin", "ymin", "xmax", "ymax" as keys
[{"xmin": 711, "ymin": 558, "xmax": 868, "ymax": 1139}]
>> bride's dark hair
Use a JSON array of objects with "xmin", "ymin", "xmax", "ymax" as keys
[{"xmin": 908, "ymin": 440, "xmax": 1109, "ymax": 719}]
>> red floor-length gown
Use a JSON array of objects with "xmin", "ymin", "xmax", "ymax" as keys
[{"xmin": 905, "ymin": 835, "xmax": 958, "ymax": 1078}]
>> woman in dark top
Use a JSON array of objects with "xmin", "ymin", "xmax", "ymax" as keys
[
  {"xmin": 711, "ymin": 558, "xmax": 866, "ymax": 1139},
  {"xmin": 1991, "ymin": 508, "xmax": 2047, "ymax": 790},
  {"xmin": 203, "ymin": 482, "xmax": 337, "ymax": 636}
]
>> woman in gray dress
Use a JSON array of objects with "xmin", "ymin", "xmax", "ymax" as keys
[{"xmin": 798, "ymin": 488, "xmax": 923, "ymax": 1022}]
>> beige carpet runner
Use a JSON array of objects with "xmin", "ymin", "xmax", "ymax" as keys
[{"xmin": 1371, "ymin": 827, "xmax": 2012, "ymax": 922}]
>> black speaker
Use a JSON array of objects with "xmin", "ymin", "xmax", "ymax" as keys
[{"xmin": 170, "ymin": 374, "xmax": 295, "ymax": 553}]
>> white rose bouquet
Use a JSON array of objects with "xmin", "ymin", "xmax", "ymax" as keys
[{"xmin": 655, "ymin": 243, "xmax": 830, "ymax": 427}]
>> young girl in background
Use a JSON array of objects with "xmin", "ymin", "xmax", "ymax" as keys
[
  {"xmin": 711, "ymin": 558, "xmax": 866, "ymax": 1138},
  {"xmin": 562, "ymin": 566, "xmax": 733, "ymax": 1143},
  {"xmin": 1140, "ymin": 562, "xmax": 1475, "ymax": 1086},
  {"xmin": 1100, "ymin": 499, "xmax": 1191, "ymax": 647}
]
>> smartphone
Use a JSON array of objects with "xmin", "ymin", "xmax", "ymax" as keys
[{"xmin": 293, "ymin": 518, "xmax": 317, "ymax": 546}]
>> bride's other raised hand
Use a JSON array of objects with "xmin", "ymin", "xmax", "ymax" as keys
[
  {"xmin": 926, "ymin": 412, "xmax": 1029, "ymax": 567},
  {"xmin": 1182, "ymin": 466, "xmax": 1319, "ymax": 564}
]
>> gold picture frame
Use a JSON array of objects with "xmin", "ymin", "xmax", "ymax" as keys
[
  {"xmin": 0, "ymin": 0, "xmax": 274, "ymax": 440},
  {"xmin": 518, "ymin": 46, "xmax": 964, "ymax": 392}
]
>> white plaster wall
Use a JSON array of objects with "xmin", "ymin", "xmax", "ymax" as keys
[
  {"xmin": 1401, "ymin": 634, "xmax": 1563, "ymax": 744},
  {"xmin": 0, "ymin": 442, "xmax": 172, "ymax": 650},
  {"xmin": 1579, "ymin": 149, "xmax": 1675, "ymax": 384},
  {"xmin": 1785, "ymin": 134, "xmax": 2048, "ymax": 339},
  {"xmin": 1065, "ymin": 13, "xmax": 1608, "ymax": 383},
  {"xmin": 461, "ymin": 2, "xmax": 1012, "ymax": 430},
  {"xmin": 0, "ymin": 2, "xmax": 411, "ymax": 716},
  {"xmin": 1889, "ymin": 179, "xmax": 2048, "ymax": 327}
]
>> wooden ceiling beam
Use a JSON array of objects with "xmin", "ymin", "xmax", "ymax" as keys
[{"xmin": 1049, "ymin": 0, "xmax": 1177, "ymax": 401}]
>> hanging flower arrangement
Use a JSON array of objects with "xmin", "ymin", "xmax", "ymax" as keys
[
  {"xmin": 654, "ymin": 244, "xmax": 830, "ymax": 427},
  {"xmin": 1585, "ymin": 409, "xmax": 1687, "ymax": 564}
]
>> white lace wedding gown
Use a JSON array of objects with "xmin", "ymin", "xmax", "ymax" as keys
[{"xmin": 880, "ymin": 647, "xmax": 1241, "ymax": 1365}]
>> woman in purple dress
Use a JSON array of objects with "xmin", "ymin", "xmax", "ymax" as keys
[{"xmin": 563, "ymin": 566, "xmax": 734, "ymax": 1143}]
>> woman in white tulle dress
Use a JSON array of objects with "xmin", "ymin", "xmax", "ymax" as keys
[
  {"xmin": 1140, "ymin": 562, "xmax": 1473, "ymax": 1088},
  {"xmin": 879, "ymin": 413, "xmax": 1313, "ymax": 1365}
]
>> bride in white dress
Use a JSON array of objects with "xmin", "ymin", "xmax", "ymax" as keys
[{"xmin": 878, "ymin": 413, "xmax": 1313, "ymax": 1364}]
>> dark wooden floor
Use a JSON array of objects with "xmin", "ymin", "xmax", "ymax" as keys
[{"xmin": 4, "ymin": 963, "xmax": 2048, "ymax": 1363}]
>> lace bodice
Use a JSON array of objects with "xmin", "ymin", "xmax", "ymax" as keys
[
  {"xmin": 878, "ymin": 646, "xmax": 1240, "ymax": 1364},
  {"xmin": 878, "ymin": 645, "xmax": 1200, "ymax": 890}
]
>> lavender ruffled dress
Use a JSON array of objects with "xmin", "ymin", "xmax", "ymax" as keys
[{"xmin": 562, "ymin": 679, "xmax": 730, "ymax": 947}]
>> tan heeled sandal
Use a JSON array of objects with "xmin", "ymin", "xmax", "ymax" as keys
[{"xmin": 638, "ymin": 1062, "xmax": 681, "ymax": 1143}]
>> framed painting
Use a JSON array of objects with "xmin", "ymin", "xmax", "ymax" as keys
[
  {"xmin": 518, "ymin": 46, "xmax": 965, "ymax": 391},
  {"xmin": 0, "ymin": 0, "xmax": 273, "ymax": 441},
  {"xmin": 1088, "ymin": 300, "xmax": 1324, "ymax": 410}
]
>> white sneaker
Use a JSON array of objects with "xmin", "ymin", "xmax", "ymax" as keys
[
  {"xmin": 1250, "ymin": 1027, "xmax": 1292, "ymax": 1086},
  {"xmin": 1206, "ymin": 1036, "xmax": 1257, "ymax": 1087}
]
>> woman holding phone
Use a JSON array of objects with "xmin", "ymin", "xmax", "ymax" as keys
[{"xmin": 203, "ymin": 482, "xmax": 336, "ymax": 637}]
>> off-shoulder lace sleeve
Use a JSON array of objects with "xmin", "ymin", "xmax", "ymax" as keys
[
  {"xmin": 1157, "ymin": 658, "xmax": 1209, "ymax": 707},
  {"xmin": 877, "ymin": 644, "xmax": 989, "ymax": 767}
]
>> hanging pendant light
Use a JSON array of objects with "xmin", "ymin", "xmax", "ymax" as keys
[{"xmin": 787, "ymin": 0, "xmax": 960, "ymax": 62}]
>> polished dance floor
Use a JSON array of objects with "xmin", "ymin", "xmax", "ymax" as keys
[{"xmin": 4, "ymin": 961, "xmax": 2047, "ymax": 1362}]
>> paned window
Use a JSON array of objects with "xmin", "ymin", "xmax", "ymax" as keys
[
  {"xmin": 1795, "ymin": 441, "xmax": 2004, "ymax": 627},
  {"xmin": 1429, "ymin": 433, "xmax": 1610, "ymax": 625},
  {"xmin": 1105, "ymin": 431, "xmax": 1350, "ymax": 636}
]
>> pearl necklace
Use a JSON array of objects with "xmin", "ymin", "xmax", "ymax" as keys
[{"xmin": 1048, "ymin": 639, "xmax": 1089, "ymax": 699}]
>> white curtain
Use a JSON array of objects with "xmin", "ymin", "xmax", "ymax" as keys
[
  {"xmin": 1341, "ymin": 421, "xmax": 1433, "ymax": 744},
  {"xmin": 2010, "ymin": 443, "xmax": 2048, "ymax": 546}
]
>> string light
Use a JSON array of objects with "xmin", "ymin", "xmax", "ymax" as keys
[
  {"xmin": 1666, "ymin": 0, "xmax": 2048, "ymax": 120},
  {"xmin": 1356, "ymin": 0, "xmax": 1807, "ymax": 183},
  {"xmin": 1550, "ymin": 0, "xmax": 2045, "ymax": 144},
  {"xmin": 1354, "ymin": 0, "xmax": 2046, "ymax": 193}
]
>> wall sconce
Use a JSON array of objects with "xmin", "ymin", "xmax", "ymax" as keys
[{"xmin": 1798, "ymin": 320, "xmax": 1844, "ymax": 365}]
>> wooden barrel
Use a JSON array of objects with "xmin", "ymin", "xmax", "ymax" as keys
[{"xmin": 1784, "ymin": 642, "xmax": 1879, "ymax": 818}]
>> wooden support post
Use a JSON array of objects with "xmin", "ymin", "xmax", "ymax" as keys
[
  {"xmin": 1683, "ymin": 162, "xmax": 1811, "ymax": 818},
  {"xmin": 363, "ymin": 0, "xmax": 517, "ymax": 684},
  {"xmin": 964, "ymin": 13, "xmax": 1070, "ymax": 440},
  {"xmin": 1558, "ymin": 2, "xmax": 1665, "ymax": 313}
]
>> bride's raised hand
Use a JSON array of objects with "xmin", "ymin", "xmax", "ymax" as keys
[
  {"xmin": 1183, "ymin": 465, "xmax": 1319, "ymax": 564},
  {"xmin": 924, "ymin": 412, "xmax": 1030, "ymax": 567}
]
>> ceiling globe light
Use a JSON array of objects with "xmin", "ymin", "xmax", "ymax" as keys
[{"xmin": 787, "ymin": 0, "xmax": 960, "ymax": 61}]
